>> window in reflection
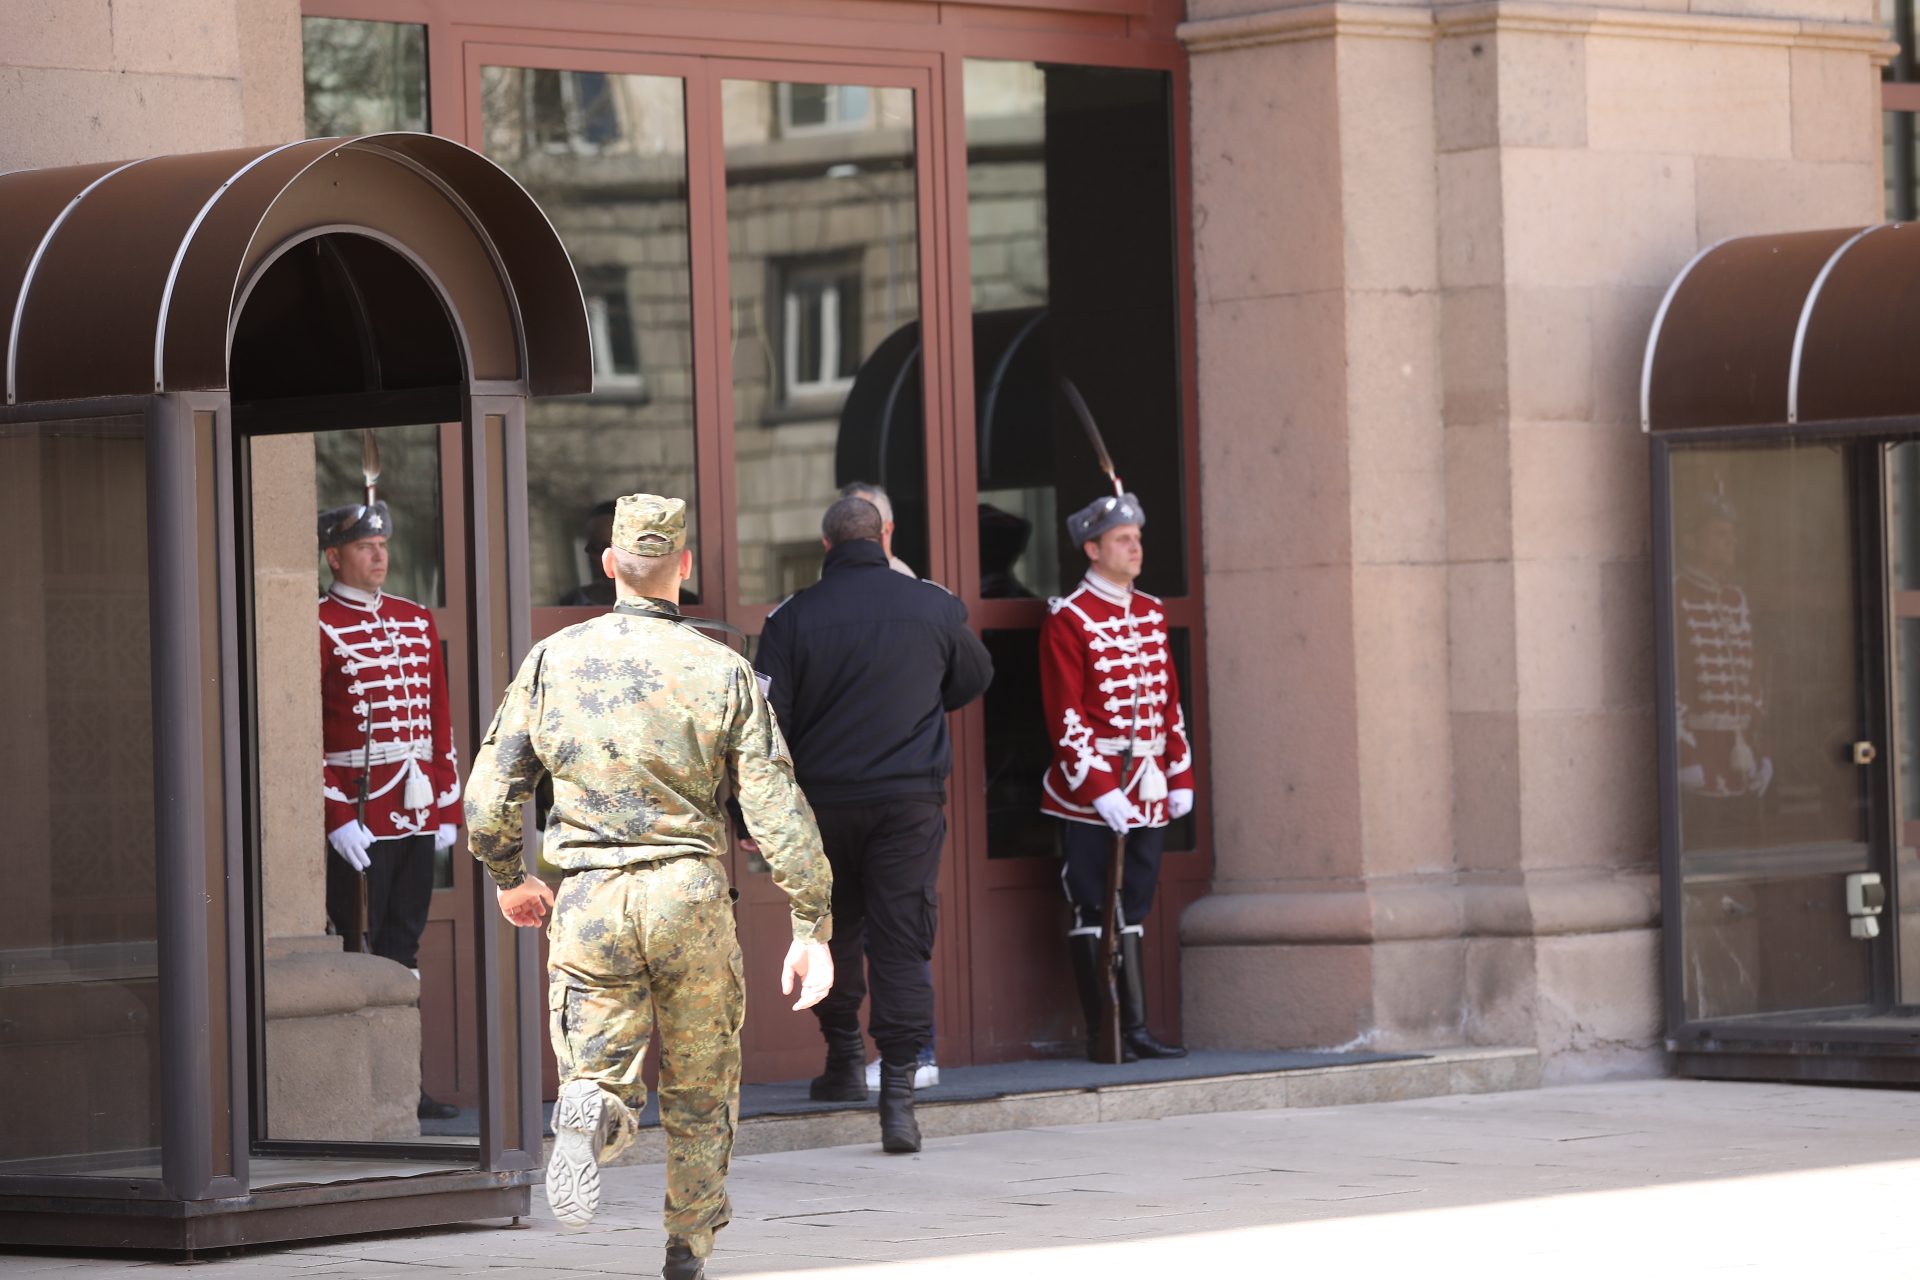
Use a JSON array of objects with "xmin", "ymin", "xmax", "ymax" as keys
[
  {"xmin": 0, "ymin": 416, "xmax": 160, "ymax": 1177},
  {"xmin": 483, "ymin": 68, "xmax": 702, "ymax": 607},
  {"xmin": 1670, "ymin": 442, "xmax": 1871, "ymax": 1021},
  {"xmin": 302, "ymin": 17, "xmax": 427, "ymax": 138},
  {"xmin": 965, "ymin": 60, "xmax": 1186, "ymax": 600},
  {"xmin": 725, "ymin": 79, "xmax": 925, "ymax": 602},
  {"xmin": 1887, "ymin": 441, "xmax": 1920, "ymax": 1004}
]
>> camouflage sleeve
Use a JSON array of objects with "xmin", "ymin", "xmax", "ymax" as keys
[
  {"xmin": 727, "ymin": 661, "xmax": 833, "ymax": 942},
  {"xmin": 463, "ymin": 645, "xmax": 549, "ymax": 890}
]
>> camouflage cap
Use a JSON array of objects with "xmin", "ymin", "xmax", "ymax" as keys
[{"xmin": 612, "ymin": 494, "xmax": 687, "ymax": 557}]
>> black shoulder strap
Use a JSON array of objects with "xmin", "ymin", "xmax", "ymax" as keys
[{"xmin": 613, "ymin": 600, "xmax": 749, "ymax": 648}]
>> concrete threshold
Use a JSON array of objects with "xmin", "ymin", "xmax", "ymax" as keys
[{"xmin": 601, "ymin": 1046, "xmax": 1540, "ymax": 1168}]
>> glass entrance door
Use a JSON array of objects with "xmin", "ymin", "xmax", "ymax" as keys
[{"xmin": 1667, "ymin": 441, "xmax": 1885, "ymax": 1026}]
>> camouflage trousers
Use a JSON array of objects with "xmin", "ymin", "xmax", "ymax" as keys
[{"xmin": 547, "ymin": 856, "xmax": 744, "ymax": 1257}]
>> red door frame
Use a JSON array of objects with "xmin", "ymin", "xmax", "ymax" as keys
[{"xmin": 303, "ymin": 0, "xmax": 1209, "ymax": 1084}]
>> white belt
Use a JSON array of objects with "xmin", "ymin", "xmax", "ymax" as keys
[
  {"xmin": 1095, "ymin": 738, "xmax": 1163, "ymax": 757},
  {"xmin": 324, "ymin": 739, "xmax": 435, "ymax": 810},
  {"xmin": 325, "ymin": 739, "xmax": 433, "ymax": 768}
]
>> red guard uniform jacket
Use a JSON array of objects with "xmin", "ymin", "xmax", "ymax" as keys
[
  {"xmin": 1039, "ymin": 572, "xmax": 1194, "ymax": 829},
  {"xmin": 1673, "ymin": 568, "xmax": 1763, "ymax": 797},
  {"xmin": 320, "ymin": 583, "xmax": 461, "ymax": 840}
]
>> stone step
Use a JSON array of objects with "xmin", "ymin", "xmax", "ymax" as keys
[{"xmin": 600, "ymin": 1046, "xmax": 1540, "ymax": 1167}]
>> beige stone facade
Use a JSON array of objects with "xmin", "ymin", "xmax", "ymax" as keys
[{"xmin": 1179, "ymin": 0, "xmax": 1888, "ymax": 1080}]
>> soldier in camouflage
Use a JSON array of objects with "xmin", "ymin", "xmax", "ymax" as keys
[{"xmin": 464, "ymin": 494, "xmax": 834, "ymax": 1280}]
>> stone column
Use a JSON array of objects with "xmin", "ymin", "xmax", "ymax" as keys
[{"xmin": 1177, "ymin": 0, "xmax": 1888, "ymax": 1080}]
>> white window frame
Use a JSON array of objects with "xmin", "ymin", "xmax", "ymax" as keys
[
  {"xmin": 777, "ymin": 82, "xmax": 872, "ymax": 137},
  {"xmin": 783, "ymin": 275, "xmax": 856, "ymax": 399}
]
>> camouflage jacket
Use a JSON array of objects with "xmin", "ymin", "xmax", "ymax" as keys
[{"xmin": 464, "ymin": 599, "xmax": 832, "ymax": 942}]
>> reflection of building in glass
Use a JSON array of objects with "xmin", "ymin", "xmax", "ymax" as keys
[
  {"xmin": 726, "ymin": 81, "xmax": 920, "ymax": 604},
  {"xmin": 482, "ymin": 68, "xmax": 702, "ymax": 606},
  {"xmin": 301, "ymin": 17, "xmax": 427, "ymax": 137}
]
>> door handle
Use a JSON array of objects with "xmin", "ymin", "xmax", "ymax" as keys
[
  {"xmin": 1853, "ymin": 741, "xmax": 1878, "ymax": 765},
  {"xmin": 1847, "ymin": 871, "xmax": 1885, "ymax": 939}
]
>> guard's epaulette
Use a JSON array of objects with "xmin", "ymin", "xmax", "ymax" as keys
[{"xmin": 1047, "ymin": 596, "xmax": 1066, "ymax": 614}]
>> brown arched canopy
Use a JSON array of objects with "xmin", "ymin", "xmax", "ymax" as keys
[
  {"xmin": 1642, "ymin": 223, "xmax": 1920, "ymax": 432},
  {"xmin": 0, "ymin": 133, "xmax": 592, "ymax": 406}
]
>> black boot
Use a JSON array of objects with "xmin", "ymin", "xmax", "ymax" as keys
[
  {"xmin": 418, "ymin": 1091, "xmax": 460, "ymax": 1120},
  {"xmin": 662, "ymin": 1242, "xmax": 704, "ymax": 1280},
  {"xmin": 1069, "ymin": 930, "xmax": 1135, "ymax": 1063},
  {"xmin": 1119, "ymin": 928, "xmax": 1187, "ymax": 1059},
  {"xmin": 809, "ymin": 1020, "xmax": 869, "ymax": 1102},
  {"xmin": 877, "ymin": 1060, "xmax": 922, "ymax": 1153}
]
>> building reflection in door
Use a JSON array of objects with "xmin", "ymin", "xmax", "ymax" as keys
[{"xmin": 1669, "ymin": 443, "xmax": 1871, "ymax": 1020}]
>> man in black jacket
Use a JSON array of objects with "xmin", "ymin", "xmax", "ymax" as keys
[{"xmin": 754, "ymin": 495, "xmax": 993, "ymax": 1154}]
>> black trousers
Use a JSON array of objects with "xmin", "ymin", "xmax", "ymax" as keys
[
  {"xmin": 812, "ymin": 799, "xmax": 945, "ymax": 1066},
  {"xmin": 1059, "ymin": 820, "xmax": 1166, "ymax": 929},
  {"xmin": 326, "ymin": 833, "xmax": 436, "ymax": 969}
]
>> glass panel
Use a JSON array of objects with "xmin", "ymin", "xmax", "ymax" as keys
[
  {"xmin": 0, "ymin": 416, "xmax": 160, "ymax": 1178},
  {"xmin": 965, "ymin": 60, "xmax": 1186, "ymax": 600},
  {"xmin": 316, "ymin": 423, "xmax": 444, "ymax": 607},
  {"xmin": 482, "ymin": 68, "xmax": 703, "ymax": 606},
  {"xmin": 247, "ymin": 427, "xmax": 476, "ymax": 1149},
  {"xmin": 724, "ymin": 80, "xmax": 925, "ymax": 602},
  {"xmin": 1671, "ymin": 442, "xmax": 1872, "ymax": 1021},
  {"xmin": 983, "ymin": 629, "xmax": 1056, "ymax": 859},
  {"xmin": 302, "ymin": 17, "xmax": 428, "ymax": 138},
  {"xmin": 1888, "ymin": 442, "xmax": 1920, "ymax": 1002}
]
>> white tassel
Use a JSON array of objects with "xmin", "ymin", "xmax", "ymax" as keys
[
  {"xmin": 1137, "ymin": 756, "xmax": 1168, "ymax": 802},
  {"xmin": 403, "ymin": 758, "xmax": 433, "ymax": 811}
]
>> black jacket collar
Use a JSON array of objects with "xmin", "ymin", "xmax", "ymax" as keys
[{"xmin": 822, "ymin": 539, "xmax": 888, "ymax": 574}]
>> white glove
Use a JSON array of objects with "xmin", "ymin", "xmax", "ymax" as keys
[
  {"xmin": 1167, "ymin": 789, "xmax": 1194, "ymax": 820},
  {"xmin": 782, "ymin": 940, "xmax": 835, "ymax": 1011},
  {"xmin": 1678, "ymin": 764, "xmax": 1706, "ymax": 792},
  {"xmin": 434, "ymin": 823, "xmax": 459, "ymax": 852},
  {"xmin": 1091, "ymin": 789, "xmax": 1144, "ymax": 834},
  {"xmin": 328, "ymin": 820, "xmax": 374, "ymax": 872},
  {"xmin": 1749, "ymin": 757, "xmax": 1774, "ymax": 798}
]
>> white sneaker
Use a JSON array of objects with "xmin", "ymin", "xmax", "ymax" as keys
[
  {"xmin": 547, "ymin": 1079, "xmax": 611, "ymax": 1226},
  {"xmin": 865, "ymin": 1057, "xmax": 940, "ymax": 1089}
]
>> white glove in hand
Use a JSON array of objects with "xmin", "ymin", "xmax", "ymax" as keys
[
  {"xmin": 782, "ymin": 940, "xmax": 835, "ymax": 1011},
  {"xmin": 1167, "ymin": 788, "xmax": 1195, "ymax": 820},
  {"xmin": 327, "ymin": 820, "xmax": 374, "ymax": 872},
  {"xmin": 434, "ymin": 823, "xmax": 459, "ymax": 852},
  {"xmin": 1092, "ymin": 789, "xmax": 1144, "ymax": 834},
  {"xmin": 1750, "ymin": 757, "xmax": 1774, "ymax": 798}
]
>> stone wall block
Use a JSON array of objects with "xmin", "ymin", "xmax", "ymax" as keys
[
  {"xmin": 1444, "ymin": 421, "xmax": 1514, "ymax": 561},
  {"xmin": 1791, "ymin": 47, "xmax": 1879, "ymax": 163},
  {"xmin": 238, "ymin": 0, "xmax": 305, "ymax": 146},
  {"xmin": 1438, "ymin": 147, "xmax": 1506, "ymax": 288},
  {"xmin": 1451, "ymin": 711, "xmax": 1523, "ymax": 870},
  {"xmin": 1353, "ymin": 562, "xmax": 1455, "ymax": 875},
  {"xmin": 1532, "ymin": 927, "xmax": 1666, "ymax": 1082},
  {"xmin": 0, "ymin": 0, "xmax": 112, "ymax": 72},
  {"xmin": 110, "ymin": 0, "xmax": 242, "ymax": 78},
  {"xmin": 1435, "ymin": 33, "xmax": 1500, "ymax": 153},
  {"xmin": 1599, "ymin": 554, "xmax": 1655, "ymax": 711},
  {"xmin": 1497, "ymin": 30, "xmax": 1587, "ymax": 149},
  {"xmin": 1370, "ymin": 937, "xmax": 1469, "ymax": 1044},
  {"xmin": 1347, "ymin": 289, "xmax": 1446, "ymax": 564},
  {"xmin": 1502, "ymin": 148, "xmax": 1696, "ymax": 289},
  {"xmin": 1585, "ymin": 37, "xmax": 1791, "ymax": 159},
  {"xmin": 1463, "ymin": 935, "xmax": 1539, "ymax": 1043},
  {"xmin": 1447, "ymin": 559, "xmax": 1517, "ymax": 713},
  {"xmin": 1439, "ymin": 285, "xmax": 1509, "ymax": 426},
  {"xmin": 1506, "ymin": 287, "xmax": 1593, "ymax": 423},
  {"xmin": 1590, "ymin": 284, "xmax": 1666, "ymax": 426},
  {"xmin": 1695, "ymin": 156, "xmax": 1882, "ymax": 241},
  {"xmin": 1509, "ymin": 422, "xmax": 1646, "ymax": 563},
  {"xmin": 1516, "ymin": 709, "xmax": 1659, "ymax": 870},
  {"xmin": 1180, "ymin": 943, "xmax": 1373, "ymax": 1049},
  {"xmin": 1513, "ymin": 556, "xmax": 1608, "ymax": 714},
  {"xmin": 1338, "ymin": 32, "xmax": 1440, "ymax": 291},
  {"xmin": 1203, "ymin": 567, "xmax": 1364, "ymax": 882},
  {"xmin": 0, "ymin": 67, "xmax": 243, "ymax": 170},
  {"xmin": 1195, "ymin": 291, "xmax": 1353, "ymax": 573},
  {"xmin": 1189, "ymin": 40, "xmax": 1347, "ymax": 303}
]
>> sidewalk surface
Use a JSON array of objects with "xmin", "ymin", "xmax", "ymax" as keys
[{"xmin": 11, "ymin": 1078, "xmax": 1920, "ymax": 1277}]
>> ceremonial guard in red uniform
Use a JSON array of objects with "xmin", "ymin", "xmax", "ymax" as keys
[
  {"xmin": 1673, "ymin": 485, "xmax": 1771, "ymax": 802},
  {"xmin": 1040, "ymin": 488, "xmax": 1193, "ymax": 1061},
  {"xmin": 318, "ymin": 499, "xmax": 462, "ymax": 986}
]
